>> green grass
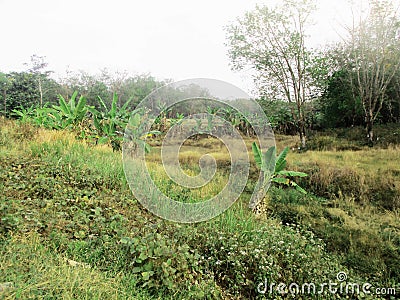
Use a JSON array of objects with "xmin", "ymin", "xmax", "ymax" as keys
[
  {"xmin": 1, "ymin": 117, "xmax": 399, "ymax": 299},
  {"xmin": 0, "ymin": 232, "xmax": 153, "ymax": 300}
]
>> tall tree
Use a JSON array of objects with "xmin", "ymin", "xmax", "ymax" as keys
[
  {"xmin": 0, "ymin": 72, "xmax": 9, "ymax": 116},
  {"xmin": 225, "ymin": 0, "xmax": 316, "ymax": 147},
  {"xmin": 344, "ymin": 0, "xmax": 400, "ymax": 145},
  {"xmin": 25, "ymin": 54, "xmax": 52, "ymax": 108}
]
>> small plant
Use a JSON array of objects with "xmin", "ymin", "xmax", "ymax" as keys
[
  {"xmin": 133, "ymin": 112, "xmax": 161, "ymax": 153},
  {"xmin": 12, "ymin": 105, "xmax": 36, "ymax": 123},
  {"xmin": 120, "ymin": 231, "xmax": 205, "ymax": 294},
  {"xmin": 250, "ymin": 143, "xmax": 308, "ymax": 209},
  {"xmin": 91, "ymin": 93, "xmax": 140, "ymax": 151}
]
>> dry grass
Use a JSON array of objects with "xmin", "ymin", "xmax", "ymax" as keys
[
  {"xmin": 287, "ymin": 146, "xmax": 400, "ymax": 209},
  {"xmin": 148, "ymin": 131, "xmax": 400, "ymax": 209}
]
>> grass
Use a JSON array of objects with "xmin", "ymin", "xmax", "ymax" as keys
[
  {"xmin": 1, "ymin": 232, "xmax": 153, "ymax": 300},
  {"xmin": 288, "ymin": 146, "xmax": 400, "ymax": 209},
  {"xmin": 1, "ymin": 116, "xmax": 399, "ymax": 299}
]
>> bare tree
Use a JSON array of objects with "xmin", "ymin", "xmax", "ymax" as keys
[
  {"xmin": 25, "ymin": 54, "xmax": 52, "ymax": 108},
  {"xmin": 345, "ymin": 0, "xmax": 400, "ymax": 145},
  {"xmin": 225, "ymin": 0, "xmax": 316, "ymax": 148}
]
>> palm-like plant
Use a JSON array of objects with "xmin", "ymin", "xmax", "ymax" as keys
[
  {"xmin": 52, "ymin": 91, "xmax": 89, "ymax": 129},
  {"xmin": 12, "ymin": 105, "xmax": 36, "ymax": 123},
  {"xmin": 249, "ymin": 143, "xmax": 308, "ymax": 209},
  {"xmin": 13, "ymin": 104, "xmax": 62, "ymax": 129},
  {"xmin": 124, "ymin": 110, "xmax": 158, "ymax": 154},
  {"xmin": 90, "ymin": 93, "xmax": 134, "ymax": 150}
]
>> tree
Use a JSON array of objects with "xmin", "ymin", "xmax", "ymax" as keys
[
  {"xmin": 6, "ymin": 72, "xmax": 39, "ymax": 114},
  {"xmin": 385, "ymin": 70, "xmax": 400, "ymax": 123},
  {"xmin": 319, "ymin": 69, "xmax": 364, "ymax": 128},
  {"xmin": 225, "ymin": 0, "xmax": 316, "ymax": 147},
  {"xmin": 117, "ymin": 74, "xmax": 165, "ymax": 109},
  {"xmin": 25, "ymin": 54, "xmax": 53, "ymax": 108},
  {"xmin": 343, "ymin": 0, "xmax": 400, "ymax": 145},
  {"xmin": 0, "ymin": 72, "xmax": 10, "ymax": 116}
]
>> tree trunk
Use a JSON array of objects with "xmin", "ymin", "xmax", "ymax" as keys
[
  {"xmin": 298, "ymin": 120, "xmax": 306, "ymax": 148},
  {"xmin": 3, "ymin": 89, "xmax": 6, "ymax": 116},
  {"xmin": 365, "ymin": 113, "xmax": 374, "ymax": 147},
  {"xmin": 38, "ymin": 77, "xmax": 43, "ymax": 108}
]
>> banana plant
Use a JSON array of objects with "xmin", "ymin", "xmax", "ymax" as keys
[
  {"xmin": 13, "ymin": 104, "xmax": 59, "ymax": 128},
  {"xmin": 125, "ymin": 109, "xmax": 160, "ymax": 154},
  {"xmin": 249, "ymin": 143, "xmax": 308, "ymax": 209},
  {"xmin": 206, "ymin": 106, "xmax": 220, "ymax": 133},
  {"xmin": 12, "ymin": 105, "xmax": 36, "ymax": 123},
  {"xmin": 169, "ymin": 112, "xmax": 184, "ymax": 127},
  {"xmin": 90, "ymin": 93, "xmax": 137, "ymax": 151},
  {"xmin": 52, "ymin": 91, "xmax": 89, "ymax": 128}
]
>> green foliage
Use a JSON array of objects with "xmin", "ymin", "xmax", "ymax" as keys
[
  {"xmin": 257, "ymin": 98, "xmax": 298, "ymax": 134},
  {"xmin": 12, "ymin": 91, "xmax": 92, "ymax": 136},
  {"xmin": 225, "ymin": 0, "xmax": 316, "ymax": 146},
  {"xmin": 90, "ymin": 93, "xmax": 132, "ymax": 150},
  {"xmin": 5, "ymin": 72, "xmax": 40, "ymax": 113},
  {"xmin": 120, "ymin": 232, "xmax": 205, "ymax": 294},
  {"xmin": 251, "ymin": 142, "xmax": 262, "ymax": 168},
  {"xmin": 2, "ymin": 72, "xmax": 59, "ymax": 117},
  {"xmin": 252, "ymin": 143, "xmax": 308, "ymax": 196},
  {"xmin": 125, "ymin": 110, "xmax": 161, "ymax": 154},
  {"xmin": 1, "ymin": 120, "xmax": 400, "ymax": 298},
  {"xmin": 267, "ymin": 186, "xmax": 400, "ymax": 284},
  {"xmin": 52, "ymin": 91, "xmax": 89, "ymax": 127},
  {"xmin": 274, "ymin": 145, "xmax": 288, "ymax": 172},
  {"xmin": 189, "ymin": 220, "xmax": 346, "ymax": 299},
  {"xmin": 10, "ymin": 90, "xmax": 160, "ymax": 152},
  {"xmin": 319, "ymin": 69, "xmax": 364, "ymax": 128},
  {"xmin": 11, "ymin": 105, "xmax": 36, "ymax": 123}
]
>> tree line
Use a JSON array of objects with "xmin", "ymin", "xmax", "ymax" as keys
[
  {"xmin": 0, "ymin": 58, "xmax": 166, "ymax": 119},
  {"xmin": 225, "ymin": 0, "xmax": 400, "ymax": 146},
  {"xmin": 1, "ymin": 0, "xmax": 399, "ymax": 148}
]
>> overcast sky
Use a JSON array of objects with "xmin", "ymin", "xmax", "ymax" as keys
[{"xmin": 0, "ymin": 0, "xmax": 376, "ymax": 94}]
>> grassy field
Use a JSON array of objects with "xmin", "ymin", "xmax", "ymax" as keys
[{"xmin": 1, "ymin": 117, "xmax": 399, "ymax": 299}]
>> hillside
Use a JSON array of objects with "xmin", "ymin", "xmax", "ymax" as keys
[{"xmin": 1, "ymin": 117, "xmax": 399, "ymax": 299}]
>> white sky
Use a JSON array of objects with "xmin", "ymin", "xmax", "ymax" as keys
[{"xmin": 0, "ymin": 0, "xmax": 376, "ymax": 94}]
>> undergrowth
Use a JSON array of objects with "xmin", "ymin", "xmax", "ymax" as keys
[{"xmin": 1, "ymin": 117, "xmax": 399, "ymax": 299}]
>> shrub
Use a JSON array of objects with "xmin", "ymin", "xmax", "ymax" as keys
[{"xmin": 186, "ymin": 220, "xmax": 347, "ymax": 299}]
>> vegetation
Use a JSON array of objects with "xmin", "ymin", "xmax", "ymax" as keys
[
  {"xmin": 225, "ymin": 0, "xmax": 400, "ymax": 147},
  {"xmin": 1, "ymin": 117, "xmax": 399, "ymax": 299},
  {"xmin": 225, "ymin": 0, "xmax": 315, "ymax": 148},
  {"xmin": 249, "ymin": 144, "xmax": 308, "ymax": 209},
  {"xmin": 340, "ymin": 0, "xmax": 400, "ymax": 145},
  {"xmin": 1, "ymin": 0, "xmax": 399, "ymax": 298}
]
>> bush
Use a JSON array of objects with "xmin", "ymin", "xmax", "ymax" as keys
[{"xmin": 185, "ymin": 220, "xmax": 347, "ymax": 299}]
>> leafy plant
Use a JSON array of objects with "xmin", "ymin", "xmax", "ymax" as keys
[
  {"xmin": 90, "ymin": 93, "xmax": 135, "ymax": 151},
  {"xmin": 13, "ymin": 104, "xmax": 60, "ymax": 129},
  {"xmin": 169, "ymin": 112, "xmax": 184, "ymax": 127},
  {"xmin": 124, "ymin": 110, "xmax": 160, "ymax": 154},
  {"xmin": 51, "ymin": 91, "xmax": 89, "ymax": 129},
  {"xmin": 250, "ymin": 143, "xmax": 308, "ymax": 209},
  {"xmin": 120, "ymin": 232, "xmax": 203, "ymax": 293},
  {"xmin": 12, "ymin": 105, "xmax": 36, "ymax": 123}
]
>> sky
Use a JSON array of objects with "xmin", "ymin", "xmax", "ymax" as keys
[{"xmin": 0, "ymin": 0, "xmax": 375, "ymax": 94}]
